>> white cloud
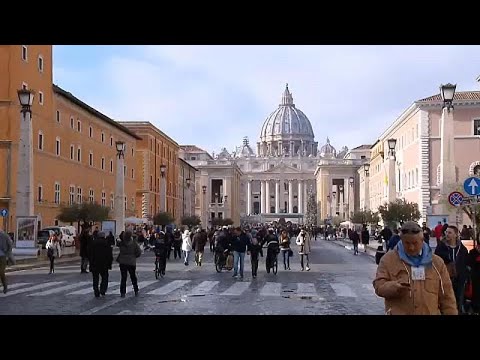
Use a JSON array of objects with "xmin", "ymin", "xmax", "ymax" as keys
[{"xmin": 53, "ymin": 45, "xmax": 480, "ymax": 154}]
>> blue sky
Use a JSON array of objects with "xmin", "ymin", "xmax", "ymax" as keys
[{"xmin": 53, "ymin": 45, "xmax": 480, "ymax": 154}]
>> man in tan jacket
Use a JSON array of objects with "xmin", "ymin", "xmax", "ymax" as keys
[{"xmin": 373, "ymin": 221, "xmax": 457, "ymax": 315}]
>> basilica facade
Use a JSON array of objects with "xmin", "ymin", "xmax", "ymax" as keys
[{"xmin": 207, "ymin": 84, "xmax": 364, "ymax": 224}]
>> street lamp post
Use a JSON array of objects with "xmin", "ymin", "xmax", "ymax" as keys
[
  {"xmin": 202, "ymin": 185, "xmax": 207, "ymax": 229},
  {"xmin": 439, "ymin": 83, "xmax": 457, "ymax": 213},
  {"xmin": 326, "ymin": 195, "xmax": 331, "ymax": 220},
  {"xmin": 339, "ymin": 185, "xmax": 344, "ymax": 219},
  {"xmin": 15, "ymin": 89, "xmax": 35, "ymax": 219},
  {"xmin": 114, "ymin": 141, "xmax": 125, "ymax": 239},
  {"xmin": 160, "ymin": 164, "xmax": 167, "ymax": 214},
  {"xmin": 186, "ymin": 178, "xmax": 191, "ymax": 217},
  {"xmin": 332, "ymin": 191, "xmax": 337, "ymax": 217},
  {"xmin": 214, "ymin": 192, "xmax": 219, "ymax": 227},
  {"xmin": 224, "ymin": 195, "xmax": 228, "ymax": 220},
  {"xmin": 387, "ymin": 138, "xmax": 397, "ymax": 203},
  {"xmin": 14, "ymin": 89, "xmax": 38, "ymax": 253},
  {"xmin": 363, "ymin": 163, "xmax": 370, "ymax": 211}
]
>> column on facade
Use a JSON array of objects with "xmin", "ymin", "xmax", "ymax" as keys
[
  {"xmin": 246, "ymin": 180, "xmax": 252, "ymax": 215},
  {"xmin": 265, "ymin": 180, "xmax": 270, "ymax": 214},
  {"xmin": 275, "ymin": 179, "xmax": 280, "ymax": 213},
  {"xmin": 297, "ymin": 180, "xmax": 303, "ymax": 213},
  {"xmin": 278, "ymin": 141, "xmax": 283, "ymax": 156},
  {"xmin": 339, "ymin": 187, "xmax": 344, "ymax": 219},
  {"xmin": 344, "ymin": 177, "xmax": 350, "ymax": 219},
  {"xmin": 303, "ymin": 180, "xmax": 308, "ymax": 215},
  {"xmin": 288, "ymin": 180, "xmax": 294, "ymax": 213},
  {"xmin": 290, "ymin": 141, "xmax": 294, "ymax": 157},
  {"xmin": 260, "ymin": 180, "xmax": 266, "ymax": 214}
]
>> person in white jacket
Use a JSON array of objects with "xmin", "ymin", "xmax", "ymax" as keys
[
  {"xmin": 182, "ymin": 229, "xmax": 193, "ymax": 266},
  {"xmin": 46, "ymin": 234, "xmax": 62, "ymax": 274},
  {"xmin": 296, "ymin": 229, "xmax": 311, "ymax": 271}
]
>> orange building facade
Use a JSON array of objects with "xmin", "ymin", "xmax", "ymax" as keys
[
  {"xmin": 0, "ymin": 45, "xmax": 140, "ymax": 231},
  {"xmin": 119, "ymin": 122, "xmax": 180, "ymax": 223}
]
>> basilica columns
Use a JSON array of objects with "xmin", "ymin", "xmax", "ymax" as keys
[
  {"xmin": 246, "ymin": 180, "xmax": 252, "ymax": 215},
  {"xmin": 260, "ymin": 181, "xmax": 266, "ymax": 214},
  {"xmin": 265, "ymin": 180, "xmax": 270, "ymax": 213},
  {"xmin": 297, "ymin": 180, "xmax": 303, "ymax": 213},
  {"xmin": 288, "ymin": 180, "xmax": 293, "ymax": 213},
  {"xmin": 275, "ymin": 180, "xmax": 280, "ymax": 213}
]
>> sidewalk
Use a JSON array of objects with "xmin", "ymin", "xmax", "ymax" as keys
[
  {"xmin": 6, "ymin": 247, "xmax": 120, "ymax": 273},
  {"xmin": 322, "ymin": 236, "xmax": 381, "ymax": 259}
]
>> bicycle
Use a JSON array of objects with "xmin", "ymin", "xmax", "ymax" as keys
[
  {"xmin": 154, "ymin": 251, "xmax": 166, "ymax": 279},
  {"xmin": 265, "ymin": 242, "xmax": 279, "ymax": 275},
  {"xmin": 214, "ymin": 248, "xmax": 233, "ymax": 273}
]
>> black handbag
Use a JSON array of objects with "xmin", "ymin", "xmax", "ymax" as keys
[{"xmin": 288, "ymin": 249, "xmax": 293, "ymax": 257}]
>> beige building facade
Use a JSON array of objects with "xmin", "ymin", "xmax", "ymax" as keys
[{"xmin": 361, "ymin": 87, "xmax": 480, "ymax": 225}]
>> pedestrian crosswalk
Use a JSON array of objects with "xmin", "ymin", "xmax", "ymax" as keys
[{"xmin": 1, "ymin": 279, "xmax": 377, "ymax": 300}]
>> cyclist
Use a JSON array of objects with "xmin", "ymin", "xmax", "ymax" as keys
[
  {"xmin": 247, "ymin": 231, "xmax": 262, "ymax": 278},
  {"xmin": 215, "ymin": 226, "xmax": 232, "ymax": 269},
  {"xmin": 264, "ymin": 228, "xmax": 279, "ymax": 274},
  {"xmin": 153, "ymin": 232, "xmax": 168, "ymax": 276}
]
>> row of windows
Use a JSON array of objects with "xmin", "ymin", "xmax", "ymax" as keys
[
  {"xmin": 54, "ymin": 111, "xmax": 135, "ymax": 156},
  {"xmin": 21, "ymin": 46, "xmax": 43, "ymax": 72},
  {"xmin": 38, "ymin": 183, "xmax": 134, "ymax": 210},
  {"xmin": 36, "ymin": 133, "xmax": 134, "ymax": 179}
]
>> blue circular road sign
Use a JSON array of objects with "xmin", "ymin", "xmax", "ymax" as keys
[{"xmin": 463, "ymin": 177, "xmax": 480, "ymax": 196}]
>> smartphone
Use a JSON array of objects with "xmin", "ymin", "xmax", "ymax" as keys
[{"xmin": 400, "ymin": 282, "xmax": 410, "ymax": 287}]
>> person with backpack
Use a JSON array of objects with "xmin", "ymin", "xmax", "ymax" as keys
[{"xmin": 116, "ymin": 230, "xmax": 142, "ymax": 298}]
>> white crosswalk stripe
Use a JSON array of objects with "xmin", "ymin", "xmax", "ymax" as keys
[
  {"xmin": 147, "ymin": 280, "xmax": 190, "ymax": 295},
  {"xmin": 0, "ymin": 282, "xmax": 65, "ymax": 297},
  {"xmin": 221, "ymin": 281, "xmax": 251, "ymax": 296},
  {"xmin": 260, "ymin": 282, "xmax": 282, "ymax": 296},
  {"xmin": 295, "ymin": 283, "xmax": 321, "ymax": 299},
  {"xmin": 331, "ymin": 283, "xmax": 357, "ymax": 298},
  {"xmin": 1, "ymin": 279, "xmax": 364, "ymax": 301},
  {"xmin": 28, "ymin": 282, "xmax": 91, "ymax": 296},
  {"xmin": 68, "ymin": 282, "xmax": 120, "ymax": 295},
  {"xmin": 4, "ymin": 283, "xmax": 31, "ymax": 290},
  {"xmin": 188, "ymin": 281, "xmax": 219, "ymax": 296}
]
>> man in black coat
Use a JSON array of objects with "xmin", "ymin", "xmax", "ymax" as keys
[
  {"xmin": 88, "ymin": 231, "xmax": 113, "ymax": 298},
  {"xmin": 79, "ymin": 227, "xmax": 93, "ymax": 274}
]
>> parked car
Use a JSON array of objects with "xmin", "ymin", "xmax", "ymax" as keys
[
  {"xmin": 37, "ymin": 229, "xmax": 55, "ymax": 249},
  {"xmin": 41, "ymin": 226, "xmax": 75, "ymax": 247}
]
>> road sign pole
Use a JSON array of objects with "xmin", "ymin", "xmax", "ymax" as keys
[{"xmin": 474, "ymin": 206, "xmax": 478, "ymax": 247}]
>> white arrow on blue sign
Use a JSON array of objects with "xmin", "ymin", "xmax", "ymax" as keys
[
  {"xmin": 463, "ymin": 177, "xmax": 480, "ymax": 196},
  {"xmin": 0, "ymin": 208, "xmax": 8, "ymax": 217}
]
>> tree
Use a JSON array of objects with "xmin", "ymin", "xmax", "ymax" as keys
[
  {"xmin": 223, "ymin": 218, "xmax": 234, "ymax": 226},
  {"xmin": 211, "ymin": 218, "xmax": 234, "ymax": 227},
  {"xmin": 378, "ymin": 199, "xmax": 421, "ymax": 228},
  {"xmin": 332, "ymin": 216, "xmax": 342, "ymax": 227},
  {"xmin": 351, "ymin": 210, "xmax": 380, "ymax": 225},
  {"xmin": 57, "ymin": 202, "xmax": 110, "ymax": 232},
  {"xmin": 181, "ymin": 215, "xmax": 201, "ymax": 227},
  {"xmin": 153, "ymin": 212, "xmax": 174, "ymax": 226},
  {"xmin": 305, "ymin": 187, "xmax": 317, "ymax": 227}
]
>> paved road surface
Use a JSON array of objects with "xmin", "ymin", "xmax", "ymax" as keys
[{"xmin": 0, "ymin": 239, "xmax": 384, "ymax": 315}]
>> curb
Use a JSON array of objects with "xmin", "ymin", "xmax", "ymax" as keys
[
  {"xmin": 6, "ymin": 248, "xmax": 120, "ymax": 273},
  {"xmin": 328, "ymin": 238, "xmax": 379, "ymax": 259}
]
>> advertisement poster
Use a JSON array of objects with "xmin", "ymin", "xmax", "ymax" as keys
[
  {"xmin": 16, "ymin": 216, "xmax": 38, "ymax": 248},
  {"xmin": 101, "ymin": 220, "xmax": 116, "ymax": 237},
  {"xmin": 426, "ymin": 215, "xmax": 449, "ymax": 231}
]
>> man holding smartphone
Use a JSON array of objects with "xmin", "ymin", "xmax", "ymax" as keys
[{"xmin": 373, "ymin": 221, "xmax": 457, "ymax": 315}]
